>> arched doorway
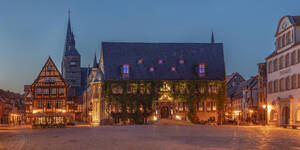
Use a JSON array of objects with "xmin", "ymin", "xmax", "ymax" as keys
[
  {"xmin": 161, "ymin": 106, "xmax": 169, "ymax": 118},
  {"xmin": 282, "ymin": 106, "xmax": 290, "ymax": 125}
]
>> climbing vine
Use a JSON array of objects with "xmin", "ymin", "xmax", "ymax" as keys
[{"xmin": 102, "ymin": 80, "xmax": 226, "ymax": 124}]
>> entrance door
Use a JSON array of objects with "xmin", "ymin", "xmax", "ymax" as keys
[
  {"xmin": 282, "ymin": 106, "xmax": 290, "ymax": 125},
  {"xmin": 161, "ymin": 106, "xmax": 169, "ymax": 118}
]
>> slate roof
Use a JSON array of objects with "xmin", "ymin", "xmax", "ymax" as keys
[{"xmin": 101, "ymin": 42, "xmax": 225, "ymax": 81}]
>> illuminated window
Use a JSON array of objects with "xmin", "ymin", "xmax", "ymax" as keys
[
  {"xmin": 38, "ymin": 100, "xmax": 43, "ymax": 108},
  {"xmin": 179, "ymin": 59, "xmax": 184, "ymax": 64},
  {"xmin": 44, "ymin": 89, "xmax": 49, "ymax": 95},
  {"xmin": 297, "ymin": 109, "xmax": 300, "ymax": 121},
  {"xmin": 149, "ymin": 67, "xmax": 155, "ymax": 72},
  {"xmin": 137, "ymin": 58, "xmax": 144, "ymax": 64},
  {"xmin": 206, "ymin": 102, "xmax": 211, "ymax": 111},
  {"xmin": 37, "ymin": 88, "xmax": 42, "ymax": 95},
  {"xmin": 56, "ymin": 100, "xmax": 62, "ymax": 108},
  {"xmin": 123, "ymin": 64, "xmax": 129, "ymax": 74},
  {"xmin": 212, "ymin": 101, "xmax": 216, "ymax": 111},
  {"xmin": 199, "ymin": 63, "xmax": 205, "ymax": 74},
  {"xmin": 158, "ymin": 59, "xmax": 164, "ymax": 64},
  {"xmin": 59, "ymin": 88, "xmax": 64, "ymax": 95},
  {"xmin": 198, "ymin": 102, "xmax": 204, "ymax": 111},
  {"xmin": 171, "ymin": 66, "xmax": 176, "ymax": 71},
  {"xmin": 51, "ymin": 88, "xmax": 56, "ymax": 95}
]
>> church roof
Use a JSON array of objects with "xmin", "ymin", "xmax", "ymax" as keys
[
  {"xmin": 101, "ymin": 42, "xmax": 225, "ymax": 81},
  {"xmin": 92, "ymin": 69, "xmax": 104, "ymax": 82}
]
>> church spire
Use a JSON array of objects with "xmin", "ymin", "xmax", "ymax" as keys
[
  {"xmin": 211, "ymin": 30, "xmax": 215, "ymax": 44},
  {"xmin": 93, "ymin": 52, "xmax": 98, "ymax": 68},
  {"xmin": 63, "ymin": 9, "xmax": 79, "ymax": 56}
]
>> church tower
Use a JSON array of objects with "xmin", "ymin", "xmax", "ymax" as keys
[{"xmin": 61, "ymin": 10, "xmax": 81, "ymax": 90}]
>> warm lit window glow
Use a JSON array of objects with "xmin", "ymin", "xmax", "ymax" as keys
[
  {"xmin": 171, "ymin": 66, "xmax": 176, "ymax": 71},
  {"xmin": 137, "ymin": 58, "xmax": 144, "ymax": 64},
  {"xmin": 149, "ymin": 67, "xmax": 155, "ymax": 72},
  {"xmin": 199, "ymin": 63, "xmax": 205, "ymax": 74},
  {"xmin": 158, "ymin": 59, "xmax": 164, "ymax": 64},
  {"xmin": 123, "ymin": 64, "xmax": 129, "ymax": 74},
  {"xmin": 179, "ymin": 59, "xmax": 184, "ymax": 64}
]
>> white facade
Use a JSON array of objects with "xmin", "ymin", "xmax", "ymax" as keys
[{"xmin": 266, "ymin": 16, "xmax": 300, "ymax": 126}]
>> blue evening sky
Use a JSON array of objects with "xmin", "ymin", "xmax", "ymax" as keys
[{"xmin": 0, "ymin": 0, "xmax": 299, "ymax": 93}]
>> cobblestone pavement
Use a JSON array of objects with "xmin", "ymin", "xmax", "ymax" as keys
[{"xmin": 1, "ymin": 125, "xmax": 300, "ymax": 150}]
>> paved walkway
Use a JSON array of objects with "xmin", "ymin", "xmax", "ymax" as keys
[{"xmin": 0, "ymin": 123, "xmax": 300, "ymax": 150}]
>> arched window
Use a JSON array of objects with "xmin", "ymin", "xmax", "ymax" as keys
[
  {"xmin": 198, "ymin": 63, "xmax": 205, "ymax": 74},
  {"xmin": 292, "ymin": 51, "xmax": 296, "ymax": 65},
  {"xmin": 179, "ymin": 59, "xmax": 184, "ymax": 64},
  {"xmin": 286, "ymin": 76, "xmax": 290, "ymax": 90},
  {"xmin": 270, "ymin": 110, "xmax": 278, "ymax": 121},
  {"xmin": 268, "ymin": 81, "xmax": 273, "ymax": 93},
  {"xmin": 137, "ymin": 58, "xmax": 144, "ymax": 64},
  {"xmin": 279, "ymin": 56, "xmax": 283, "ymax": 69},
  {"xmin": 286, "ymin": 53, "xmax": 290, "ymax": 67},
  {"xmin": 171, "ymin": 66, "xmax": 176, "ymax": 71},
  {"xmin": 274, "ymin": 80, "xmax": 278, "ymax": 92},
  {"xmin": 149, "ymin": 66, "xmax": 155, "ymax": 72},
  {"xmin": 123, "ymin": 64, "xmax": 129, "ymax": 74},
  {"xmin": 280, "ymin": 78, "xmax": 284, "ymax": 91},
  {"xmin": 292, "ymin": 75, "xmax": 296, "ymax": 89},
  {"xmin": 273, "ymin": 58, "xmax": 278, "ymax": 71}
]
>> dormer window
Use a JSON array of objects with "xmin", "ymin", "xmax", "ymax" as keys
[
  {"xmin": 149, "ymin": 67, "xmax": 155, "ymax": 72},
  {"xmin": 171, "ymin": 66, "xmax": 176, "ymax": 71},
  {"xmin": 158, "ymin": 59, "xmax": 164, "ymax": 64},
  {"xmin": 137, "ymin": 58, "xmax": 144, "ymax": 64},
  {"xmin": 179, "ymin": 59, "xmax": 184, "ymax": 64},
  {"xmin": 198, "ymin": 63, "xmax": 206, "ymax": 74},
  {"xmin": 123, "ymin": 64, "xmax": 129, "ymax": 74}
]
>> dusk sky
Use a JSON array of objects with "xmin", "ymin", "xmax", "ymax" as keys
[{"xmin": 0, "ymin": 0, "xmax": 300, "ymax": 93}]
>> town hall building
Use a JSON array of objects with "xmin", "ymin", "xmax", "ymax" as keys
[{"xmin": 85, "ymin": 39, "xmax": 226, "ymax": 125}]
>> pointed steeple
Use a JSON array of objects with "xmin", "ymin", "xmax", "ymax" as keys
[
  {"xmin": 93, "ymin": 52, "xmax": 98, "ymax": 68},
  {"xmin": 211, "ymin": 31, "xmax": 215, "ymax": 44},
  {"xmin": 63, "ymin": 9, "xmax": 80, "ymax": 56}
]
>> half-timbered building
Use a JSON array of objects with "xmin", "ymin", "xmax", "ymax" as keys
[{"xmin": 26, "ymin": 57, "xmax": 74, "ymax": 127}]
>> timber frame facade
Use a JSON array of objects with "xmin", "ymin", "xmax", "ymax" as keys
[{"xmin": 25, "ymin": 57, "xmax": 74, "ymax": 126}]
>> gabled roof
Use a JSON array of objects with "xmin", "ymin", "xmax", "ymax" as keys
[
  {"xmin": 101, "ymin": 42, "xmax": 225, "ymax": 80},
  {"xmin": 32, "ymin": 57, "xmax": 69, "ymax": 87}
]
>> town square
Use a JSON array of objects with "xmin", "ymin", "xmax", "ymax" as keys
[{"xmin": 1, "ymin": 0, "xmax": 300, "ymax": 150}]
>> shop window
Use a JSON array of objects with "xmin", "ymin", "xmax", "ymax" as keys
[
  {"xmin": 297, "ymin": 109, "xmax": 300, "ymax": 122},
  {"xmin": 206, "ymin": 102, "xmax": 211, "ymax": 112},
  {"xmin": 212, "ymin": 101, "xmax": 217, "ymax": 111},
  {"xmin": 270, "ymin": 110, "xmax": 278, "ymax": 121},
  {"xmin": 198, "ymin": 102, "xmax": 204, "ymax": 111}
]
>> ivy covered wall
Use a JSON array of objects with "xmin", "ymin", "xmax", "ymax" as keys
[{"xmin": 102, "ymin": 80, "xmax": 226, "ymax": 124}]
